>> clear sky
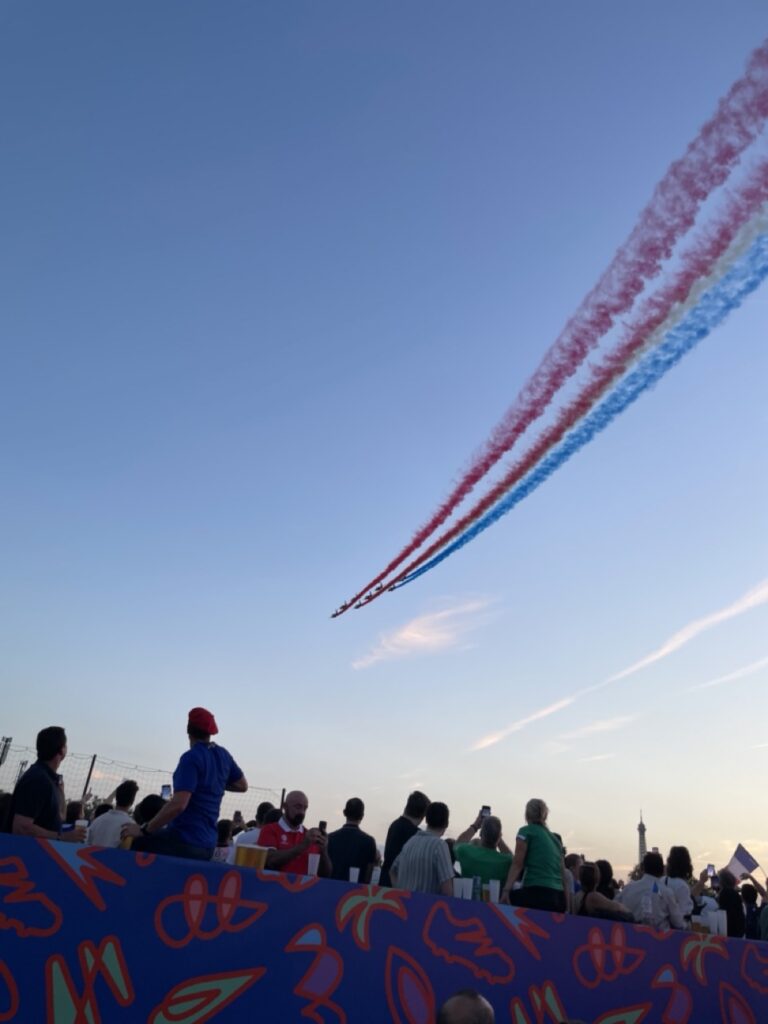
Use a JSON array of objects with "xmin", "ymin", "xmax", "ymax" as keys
[{"xmin": 2, "ymin": 1, "xmax": 767, "ymax": 877}]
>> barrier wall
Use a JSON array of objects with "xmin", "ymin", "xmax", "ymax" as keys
[{"xmin": 1, "ymin": 835, "xmax": 767, "ymax": 1022}]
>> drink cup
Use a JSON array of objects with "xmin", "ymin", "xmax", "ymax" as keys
[
  {"xmin": 370, "ymin": 867, "xmax": 381, "ymax": 885},
  {"xmin": 235, "ymin": 845, "xmax": 268, "ymax": 869},
  {"xmin": 307, "ymin": 853, "xmax": 320, "ymax": 876},
  {"xmin": 488, "ymin": 880, "xmax": 501, "ymax": 903},
  {"xmin": 452, "ymin": 878, "xmax": 463, "ymax": 898},
  {"xmin": 75, "ymin": 819, "xmax": 89, "ymax": 843},
  {"xmin": 460, "ymin": 878, "xmax": 473, "ymax": 899},
  {"xmin": 349, "ymin": 867, "xmax": 360, "ymax": 883},
  {"xmin": 482, "ymin": 883, "xmax": 490, "ymax": 902}
]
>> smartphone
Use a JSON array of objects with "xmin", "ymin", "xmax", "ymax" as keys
[
  {"xmin": 480, "ymin": 805, "xmax": 491, "ymax": 818},
  {"xmin": 318, "ymin": 820, "xmax": 327, "ymax": 834},
  {"xmin": 707, "ymin": 863, "xmax": 715, "ymax": 877},
  {"xmin": 160, "ymin": 784, "xmax": 172, "ymax": 800}
]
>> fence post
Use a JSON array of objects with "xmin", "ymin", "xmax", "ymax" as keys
[{"xmin": 82, "ymin": 754, "xmax": 97, "ymax": 800}]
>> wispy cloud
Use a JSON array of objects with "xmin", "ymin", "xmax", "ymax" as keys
[
  {"xmin": 560, "ymin": 716, "xmax": 636, "ymax": 740},
  {"xmin": 353, "ymin": 598, "xmax": 492, "ymax": 669},
  {"xmin": 689, "ymin": 654, "xmax": 768, "ymax": 691},
  {"xmin": 470, "ymin": 577, "xmax": 768, "ymax": 752},
  {"xmin": 577, "ymin": 752, "xmax": 616, "ymax": 763}
]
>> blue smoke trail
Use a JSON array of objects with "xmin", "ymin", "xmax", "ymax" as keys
[{"xmin": 396, "ymin": 231, "xmax": 768, "ymax": 588}]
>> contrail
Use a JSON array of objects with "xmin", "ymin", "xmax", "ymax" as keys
[
  {"xmin": 359, "ymin": 171, "xmax": 768, "ymax": 599},
  {"xmin": 337, "ymin": 40, "xmax": 768, "ymax": 614},
  {"xmin": 471, "ymin": 577, "xmax": 768, "ymax": 751},
  {"xmin": 689, "ymin": 655, "xmax": 768, "ymax": 691},
  {"xmin": 397, "ymin": 227, "xmax": 768, "ymax": 587}
]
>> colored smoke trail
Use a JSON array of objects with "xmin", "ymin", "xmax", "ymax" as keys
[
  {"xmin": 338, "ymin": 41, "xmax": 768, "ymax": 612},
  {"xmin": 394, "ymin": 230, "xmax": 768, "ymax": 588},
  {"xmin": 359, "ymin": 180, "xmax": 768, "ymax": 604}
]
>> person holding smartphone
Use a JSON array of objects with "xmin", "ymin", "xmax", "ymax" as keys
[
  {"xmin": 9, "ymin": 726, "xmax": 87, "ymax": 843},
  {"xmin": 257, "ymin": 791, "xmax": 332, "ymax": 877}
]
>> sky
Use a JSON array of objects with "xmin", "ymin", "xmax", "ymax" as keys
[{"xmin": 2, "ymin": 0, "xmax": 767, "ymax": 878}]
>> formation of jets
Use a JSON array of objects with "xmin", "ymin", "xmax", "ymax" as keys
[{"xmin": 330, "ymin": 583, "xmax": 390, "ymax": 617}]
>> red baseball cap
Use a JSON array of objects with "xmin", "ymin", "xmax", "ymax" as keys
[{"xmin": 188, "ymin": 707, "xmax": 219, "ymax": 735}]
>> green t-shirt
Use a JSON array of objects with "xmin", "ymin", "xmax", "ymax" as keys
[
  {"xmin": 454, "ymin": 843, "xmax": 512, "ymax": 884},
  {"xmin": 516, "ymin": 824, "xmax": 563, "ymax": 891}
]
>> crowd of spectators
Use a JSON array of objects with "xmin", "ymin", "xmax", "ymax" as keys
[{"xmin": 3, "ymin": 716, "xmax": 766, "ymax": 944}]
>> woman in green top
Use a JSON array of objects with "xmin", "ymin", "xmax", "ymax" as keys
[{"xmin": 500, "ymin": 798, "xmax": 567, "ymax": 913}]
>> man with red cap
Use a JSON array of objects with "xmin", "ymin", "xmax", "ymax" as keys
[{"xmin": 122, "ymin": 707, "xmax": 247, "ymax": 861}]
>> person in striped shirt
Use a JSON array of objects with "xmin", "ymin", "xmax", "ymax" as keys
[{"xmin": 390, "ymin": 801, "xmax": 453, "ymax": 896}]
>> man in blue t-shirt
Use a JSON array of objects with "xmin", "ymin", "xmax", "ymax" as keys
[{"xmin": 123, "ymin": 707, "xmax": 247, "ymax": 861}]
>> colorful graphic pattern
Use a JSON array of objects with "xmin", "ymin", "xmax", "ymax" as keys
[{"xmin": 1, "ymin": 835, "xmax": 766, "ymax": 1022}]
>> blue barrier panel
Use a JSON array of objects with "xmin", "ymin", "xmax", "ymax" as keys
[{"xmin": 1, "ymin": 835, "xmax": 767, "ymax": 1022}]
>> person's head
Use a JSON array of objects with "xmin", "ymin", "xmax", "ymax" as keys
[
  {"xmin": 579, "ymin": 862, "xmax": 600, "ymax": 893},
  {"xmin": 666, "ymin": 846, "xmax": 693, "ymax": 881},
  {"xmin": 343, "ymin": 797, "xmax": 364, "ymax": 823},
  {"xmin": 525, "ymin": 798, "xmax": 548, "ymax": 826},
  {"xmin": 719, "ymin": 868, "xmax": 737, "ymax": 891},
  {"xmin": 65, "ymin": 801, "xmax": 84, "ymax": 824},
  {"xmin": 564, "ymin": 853, "xmax": 583, "ymax": 874},
  {"xmin": 596, "ymin": 859, "xmax": 614, "ymax": 889},
  {"xmin": 283, "ymin": 791, "xmax": 309, "ymax": 828},
  {"xmin": 217, "ymin": 819, "xmax": 233, "ymax": 845},
  {"xmin": 437, "ymin": 989, "xmax": 495, "ymax": 1024},
  {"xmin": 479, "ymin": 815, "xmax": 502, "ymax": 849},
  {"xmin": 255, "ymin": 801, "xmax": 274, "ymax": 826},
  {"xmin": 742, "ymin": 883, "xmax": 758, "ymax": 906},
  {"xmin": 93, "ymin": 802, "xmax": 112, "ymax": 819},
  {"xmin": 404, "ymin": 790, "xmax": 430, "ymax": 822},
  {"xmin": 264, "ymin": 807, "xmax": 282, "ymax": 825},
  {"xmin": 134, "ymin": 793, "xmax": 166, "ymax": 826},
  {"xmin": 642, "ymin": 851, "xmax": 664, "ymax": 878},
  {"xmin": 36, "ymin": 726, "xmax": 67, "ymax": 764},
  {"xmin": 187, "ymin": 707, "xmax": 218, "ymax": 743},
  {"xmin": 115, "ymin": 780, "xmax": 139, "ymax": 811},
  {"xmin": 425, "ymin": 801, "xmax": 449, "ymax": 833}
]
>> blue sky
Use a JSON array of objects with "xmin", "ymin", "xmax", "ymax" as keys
[{"xmin": 2, "ymin": 1, "xmax": 767, "ymax": 874}]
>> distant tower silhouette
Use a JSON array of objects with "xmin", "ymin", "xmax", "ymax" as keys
[{"xmin": 637, "ymin": 811, "xmax": 647, "ymax": 863}]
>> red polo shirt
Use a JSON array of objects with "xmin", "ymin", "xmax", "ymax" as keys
[{"xmin": 258, "ymin": 817, "xmax": 319, "ymax": 875}]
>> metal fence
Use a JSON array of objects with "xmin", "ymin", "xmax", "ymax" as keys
[{"xmin": 0, "ymin": 743, "xmax": 281, "ymax": 824}]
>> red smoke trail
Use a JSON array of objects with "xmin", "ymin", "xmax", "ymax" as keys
[
  {"xmin": 355, "ymin": 160, "xmax": 768, "ymax": 608},
  {"xmin": 337, "ymin": 41, "xmax": 768, "ymax": 615}
]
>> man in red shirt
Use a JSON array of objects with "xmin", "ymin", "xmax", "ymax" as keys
[{"xmin": 258, "ymin": 790, "xmax": 332, "ymax": 877}]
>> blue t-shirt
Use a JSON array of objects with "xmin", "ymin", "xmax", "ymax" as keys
[{"xmin": 169, "ymin": 743, "xmax": 243, "ymax": 849}]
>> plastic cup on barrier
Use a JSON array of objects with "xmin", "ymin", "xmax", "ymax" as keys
[
  {"xmin": 460, "ymin": 878, "xmax": 473, "ymax": 899},
  {"xmin": 370, "ymin": 866, "xmax": 381, "ymax": 885},
  {"xmin": 307, "ymin": 852, "xmax": 321, "ymax": 876},
  {"xmin": 235, "ymin": 845, "xmax": 268, "ymax": 869},
  {"xmin": 452, "ymin": 878, "xmax": 463, "ymax": 898},
  {"xmin": 488, "ymin": 879, "xmax": 501, "ymax": 903},
  {"xmin": 349, "ymin": 867, "xmax": 360, "ymax": 883},
  {"xmin": 75, "ymin": 819, "xmax": 89, "ymax": 843}
]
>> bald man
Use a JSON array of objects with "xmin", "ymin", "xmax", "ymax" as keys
[
  {"xmin": 437, "ymin": 990, "xmax": 495, "ymax": 1024},
  {"xmin": 257, "ymin": 790, "xmax": 332, "ymax": 877}
]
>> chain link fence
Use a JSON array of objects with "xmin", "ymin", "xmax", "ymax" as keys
[{"xmin": 0, "ymin": 741, "xmax": 281, "ymax": 824}]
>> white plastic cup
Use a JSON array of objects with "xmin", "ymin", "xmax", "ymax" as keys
[
  {"xmin": 452, "ymin": 878, "xmax": 463, "ymax": 898},
  {"xmin": 349, "ymin": 867, "xmax": 360, "ymax": 883},
  {"xmin": 488, "ymin": 879, "xmax": 501, "ymax": 903},
  {"xmin": 370, "ymin": 867, "xmax": 381, "ymax": 885},
  {"xmin": 460, "ymin": 878, "xmax": 473, "ymax": 899},
  {"xmin": 307, "ymin": 853, "xmax": 320, "ymax": 876},
  {"xmin": 75, "ymin": 819, "xmax": 89, "ymax": 843}
]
